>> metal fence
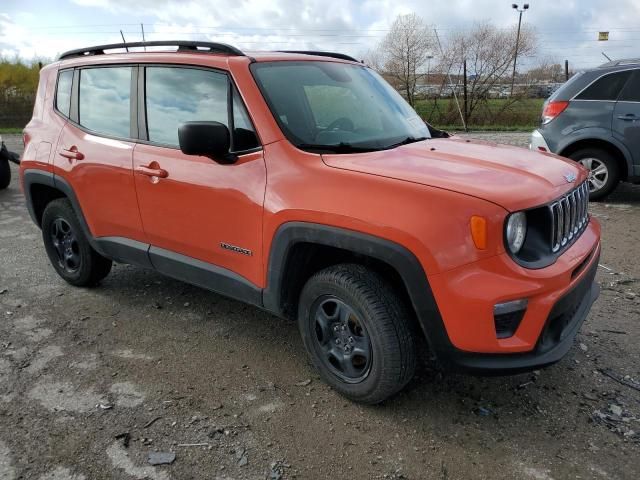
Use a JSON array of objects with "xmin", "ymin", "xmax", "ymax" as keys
[{"xmin": 0, "ymin": 96, "xmax": 35, "ymax": 129}]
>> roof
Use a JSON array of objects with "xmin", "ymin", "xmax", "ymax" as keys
[
  {"xmin": 58, "ymin": 41, "xmax": 359, "ymax": 64},
  {"xmin": 598, "ymin": 58, "xmax": 640, "ymax": 68}
]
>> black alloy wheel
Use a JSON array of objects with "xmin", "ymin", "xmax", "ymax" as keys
[
  {"xmin": 41, "ymin": 198, "xmax": 112, "ymax": 286},
  {"xmin": 311, "ymin": 296, "xmax": 372, "ymax": 383},
  {"xmin": 50, "ymin": 218, "xmax": 81, "ymax": 274},
  {"xmin": 298, "ymin": 264, "xmax": 416, "ymax": 404}
]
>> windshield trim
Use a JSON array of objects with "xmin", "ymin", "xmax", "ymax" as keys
[{"xmin": 249, "ymin": 60, "xmax": 429, "ymax": 154}]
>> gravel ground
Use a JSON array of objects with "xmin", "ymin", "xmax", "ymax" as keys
[{"xmin": 1, "ymin": 132, "xmax": 639, "ymax": 480}]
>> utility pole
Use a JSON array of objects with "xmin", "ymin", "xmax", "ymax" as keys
[
  {"xmin": 463, "ymin": 59, "xmax": 468, "ymax": 127},
  {"xmin": 565, "ymin": 60, "xmax": 569, "ymax": 82},
  {"xmin": 426, "ymin": 54, "xmax": 433, "ymax": 99},
  {"xmin": 510, "ymin": 3, "xmax": 529, "ymax": 97}
]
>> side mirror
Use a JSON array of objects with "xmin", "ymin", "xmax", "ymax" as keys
[{"xmin": 178, "ymin": 121, "xmax": 236, "ymax": 164}]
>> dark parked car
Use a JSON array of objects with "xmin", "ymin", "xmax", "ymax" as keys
[
  {"xmin": 0, "ymin": 135, "xmax": 20, "ymax": 190},
  {"xmin": 530, "ymin": 59, "xmax": 640, "ymax": 199}
]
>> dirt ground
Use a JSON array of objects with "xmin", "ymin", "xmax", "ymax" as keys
[{"xmin": 1, "ymin": 132, "xmax": 639, "ymax": 480}]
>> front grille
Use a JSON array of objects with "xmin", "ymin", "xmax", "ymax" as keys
[{"xmin": 549, "ymin": 182, "xmax": 589, "ymax": 253}]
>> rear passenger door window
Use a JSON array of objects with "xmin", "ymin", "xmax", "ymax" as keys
[
  {"xmin": 576, "ymin": 70, "xmax": 632, "ymax": 101},
  {"xmin": 55, "ymin": 70, "xmax": 73, "ymax": 117},
  {"xmin": 617, "ymin": 70, "xmax": 640, "ymax": 102},
  {"xmin": 144, "ymin": 66, "xmax": 259, "ymax": 151},
  {"xmin": 79, "ymin": 67, "xmax": 132, "ymax": 138}
]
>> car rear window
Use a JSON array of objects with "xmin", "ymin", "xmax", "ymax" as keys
[
  {"xmin": 576, "ymin": 70, "xmax": 632, "ymax": 101},
  {"xmin": 548, "ymin": 71, "xmax": 584, "ymax": 101},
  {"xmin": 79, "ymin": 67, "xmax": 132, "ymax": 138},
  {"xmin": 55, "ymin": 70, "xmax": 73, "ymax": 117},
  {"xmin": 618, "ymin": 70, "xmax": 640, "ymax": 102}
]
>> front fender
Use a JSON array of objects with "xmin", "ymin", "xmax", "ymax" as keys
[{"xmin": 262, "ymin": 221, "xmax": 450, "ymax": 353}]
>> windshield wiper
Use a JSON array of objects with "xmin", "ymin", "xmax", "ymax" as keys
[
  {"xmin": 383, "ymin": 136, "xmax": 429, "ymax": 150},
  {"xmin": 297, "ymin": 142, "xmax": 379, "ymax": 153}
]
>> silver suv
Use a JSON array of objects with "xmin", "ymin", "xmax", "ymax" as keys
[{"xmin": 530, "ymin": 59, "xmax": 640, "ymax": 199}]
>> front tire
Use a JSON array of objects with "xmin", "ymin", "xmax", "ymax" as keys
[
  {"xmin": 297, "ymin": 264, "xmax": 416, "ymax": 404},
  {"xmin": 569, "ymin": 147, "xmax": 620, "ymax": 200},
  {"xmin": 41, "ymin": 198, "xmax": 112, "ymax": 286},
  {"xmin": 0, "ymin": 159, "xmax": 10, "ymax": 190}
]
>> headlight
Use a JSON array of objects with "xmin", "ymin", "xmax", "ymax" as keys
[{"xmin": 506, "ymin": 212, "xmax": 527, "ymax": 254}]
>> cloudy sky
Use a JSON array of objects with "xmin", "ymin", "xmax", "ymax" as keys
[{"xmin": 1, "ymin": 0, "xmax": 639, "ymax": 69}]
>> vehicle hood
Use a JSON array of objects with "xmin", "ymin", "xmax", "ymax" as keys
[{"xmin": 321, "ymin": 137, "xmax": 588, "ymax": 211}]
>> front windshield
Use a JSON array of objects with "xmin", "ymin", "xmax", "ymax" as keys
[{"xmin": 250, "ymin": 61, "xmax": 430, "ymax": 153}]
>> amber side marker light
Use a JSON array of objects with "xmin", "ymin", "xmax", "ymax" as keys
[{"xmin": 470, "ymin": 216, "xmax": 487, "ymax": 250}]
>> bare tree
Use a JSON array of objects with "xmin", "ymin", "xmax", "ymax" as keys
[
  {"xmin": 372, "ymin": 14, "xmax": 435, "ymax": 107},
  {"xmin": 439, "ymin": 22, "xmax": 537, "ymax": 121},
  {"xmin": 526, "ymin": 59, "xmax": 566, "ymax": 83}
]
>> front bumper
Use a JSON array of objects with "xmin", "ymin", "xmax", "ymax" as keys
[
  {"xmin": 437, "ymin": 255, "xmax": 599, "ymax": 374},
  {"xmin": 426, "ymin": 219, "xmax": 601, "ymax": 374},
  {"xmin": 530, "ymin": 129, "xmax": 552, "ymax": 153}
]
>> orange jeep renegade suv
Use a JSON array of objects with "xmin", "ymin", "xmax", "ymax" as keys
[{"xmin": 21, "ymin": 41, "xmax": 601, "ymax": 404}]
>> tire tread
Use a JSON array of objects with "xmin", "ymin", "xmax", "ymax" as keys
[{"xmin": 299, "ymin": 264, "xmax": 416, "ymax": 404}]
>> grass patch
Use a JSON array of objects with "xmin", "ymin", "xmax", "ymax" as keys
[
  {"xmin": 415, "ymin": 98, "xmax": 544, "ymax": 130},
  {"xmin": 435, "ymin": 125, "xmax": 535, "ymax": 132},
  {"xmin": 0, "ymin": 128, "xmax": 23, "ymax": 134}
]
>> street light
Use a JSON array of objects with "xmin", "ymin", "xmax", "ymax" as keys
[
  {"xmin": 426, "ymin": 54, "xmax": 433, "ymax": 97},
  {"xmin": 510, "ymin": 3, "xmax": 529, "ymax": 97}
]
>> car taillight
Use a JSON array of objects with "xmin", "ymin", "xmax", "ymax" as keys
[{"xmin": 541, "ymin": 101, "xmax": 569, "ymax": 124}]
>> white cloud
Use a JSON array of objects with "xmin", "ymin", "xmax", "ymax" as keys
[{"xmin": 2, "ymin": 0, "xmax": 640, "ymax": 68}]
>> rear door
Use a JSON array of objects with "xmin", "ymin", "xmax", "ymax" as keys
[
  {"xmin": 53, "ymin": 65, "xmax": 146, "ymax": 243},
  {"xmin": 132, "ymin": 65, "xmax": 266, "ymax": 288},
  {"xmin": 571, "ymin": 69, "xmax": 633, "ymax": 134},
  {"xmin": 612, "ymin": 69, "xmax": 640, "ymax": 168}
]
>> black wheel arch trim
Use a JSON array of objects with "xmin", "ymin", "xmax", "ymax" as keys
[
  {"xmin": 23, "ymin": 169, "xmax": 112, "ymax": 258},
  {"xmin": 262, "ymin": 222, "xmax": 452, "ymax": 355}
]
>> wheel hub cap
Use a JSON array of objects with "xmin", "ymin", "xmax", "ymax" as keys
[
  {"xmin": 311, "ymin": 297, "xmax": 372, "ymax": 383},
  {"xmin": 578, "ymin": 157, "xmax": 608, "ymax": 193},
  {"xmin": 51, "ymin": 218, "xmax": 80, "ymax": 273}
]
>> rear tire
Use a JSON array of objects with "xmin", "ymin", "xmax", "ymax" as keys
[
  {"xmin": 41, "ymin": 198, "xmax": 112, "ymax": 286},
  {"xmin": 568, "ymin": 147, "xmax": 620, "ymax": 201},
  {"xmin": 297, "ymin": 264, "xmax": 416, "ymax": 404},
  {"xmin": 0, "ymin": 159, "xmax": 10, "ymax": 190}
]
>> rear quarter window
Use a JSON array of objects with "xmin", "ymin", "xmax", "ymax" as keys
[
  {"xmin": 575, "ymin": 70, "xmax": 632, "ymax": 101},
  {"xmin": 55, "ymin": 70, "xmax": 73, "ymax": 117},
  {"xmin": 548, "ymin": 71, "xmax": 584, "ymax": 101}
]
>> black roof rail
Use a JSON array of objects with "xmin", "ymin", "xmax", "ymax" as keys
[
  {"xmin": 279, "ymin": 50, "xmax": 359, "ymax": 62},
  {"xmin": 58, "ymin": 40, "xmax": 245, "ymax": 60},
  {"xmin": 599, "ymin": 58, "xmax": 640, "ymax": 68}
]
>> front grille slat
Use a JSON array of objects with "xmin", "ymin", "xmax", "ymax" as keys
[
  {"xmin": 548, "ymin": 181, "xmax": 589, "ymax": 254},
  {"xmin": 562, "ymin": 197, "xmax": 570, "ymax": 244}
]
